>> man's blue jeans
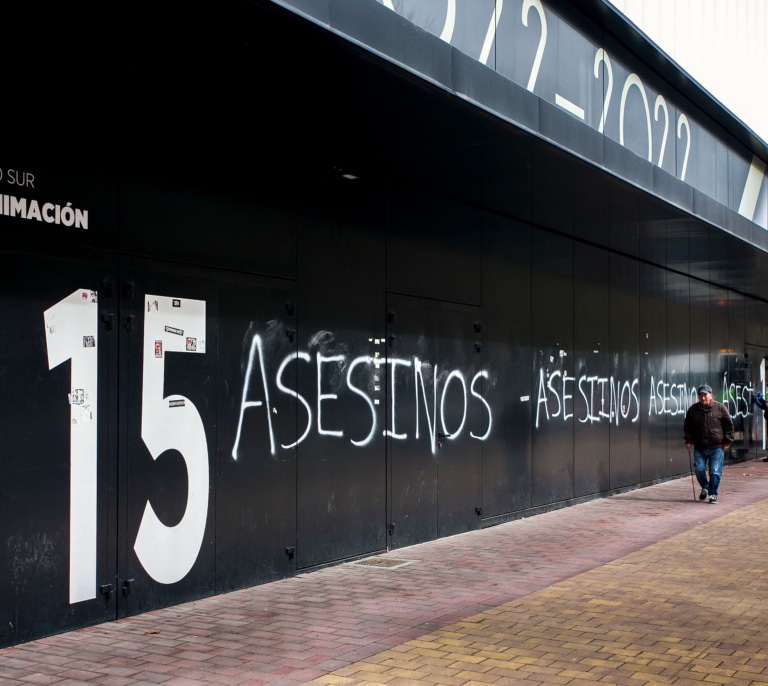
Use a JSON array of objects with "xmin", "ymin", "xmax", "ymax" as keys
[{"xmin": 694, "ymin": 447, "xmax": 724, "ymax": 496}]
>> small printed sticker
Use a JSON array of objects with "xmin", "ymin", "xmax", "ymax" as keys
[
  {"xmin": 155, "ymin": 340, "xmax": 163, "ymax": 358},
  {"xmin": 172, "ymin": 299, "xmax": 181, "ymax": 307},
  {"xmin": 165, "ymin": 326, "xmax": 183, "ymax": 336},
  {"xmin": 169, "ymin": 399, "xmax": 185, "ymax": 408},
  {"xmin": 186, "ymin": 337, "xmax": 197, "ymax": 351},
  {"xmin": 83, "ymin": 335, "xmax": 95, "ymax": 348},
  {"xmin": 69, "ymin": 389, "xmax": 87, "ymax": 405}
]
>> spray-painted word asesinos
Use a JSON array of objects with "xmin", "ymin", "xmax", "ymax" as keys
[{"xmin": 232, "ymin": 327, "xmax": 493, "ymax": 458}]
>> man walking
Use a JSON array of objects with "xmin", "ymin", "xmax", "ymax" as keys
[{"xmin": 684, "ymin": 384, "xmax": 734, "ymax": 504}]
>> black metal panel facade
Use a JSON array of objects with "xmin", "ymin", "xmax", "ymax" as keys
[
  {"xmin": 573, "ymin": 243, "xmax": 610, "ymax": 497},
  {"xmin": 2, "ymin": 0, "xmax": 768, "ymax": 647},
  {"xmin": 531, "ymin": 231, "xmax": 574, "ymax": 506},
  {"xmin": 609, "ymin": 253, "xmax": 641, "ymax": 489},
  {"xmin": 481, "ymin": 216, "xmax": 533, "ymax": 516},
  {"xmin": 295, "ymin": 171, "xmax": 387, "ymax": 567},
  {"xmin": 215, "ymin": 277, "xmax": 298, "ymax": 590},
  {"xmin": 387, "ymin": 294, "xmax": 483, "ymax": 548},
  {"xmin": 387, "ymin": 185, "xmax": 482, "ymax": 306},
  {"xmin": 666, "ymin": 271, "xmax": 691, "ymax": 476},
  {"xmin": 639, "ymin": 262, "xmax": 669, "ymax": 482}
]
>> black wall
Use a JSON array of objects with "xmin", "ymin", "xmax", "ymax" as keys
[{"xmin": 1, "ymin": 0, "xmax": 767, "ymax": 647}]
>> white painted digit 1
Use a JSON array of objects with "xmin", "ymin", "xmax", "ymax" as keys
[
  {"xmin": 44, "ymin": 289, "xmax": 99, "ymax": 604},
  {"xmin": 522, "ymin": 0, "xmax": 546, "ymax": 92},
  {"xmin": 133, "ymin": 295, "xmax": 208, "ymax": 584}
]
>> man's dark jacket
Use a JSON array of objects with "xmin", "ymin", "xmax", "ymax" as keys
[{"xmin": 684, "ymin": 401, "xmax": 735, "ymax": 449}]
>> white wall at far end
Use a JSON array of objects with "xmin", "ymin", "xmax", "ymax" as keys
[{"xmin": 607, "ymin": 0, "xmax": 768, "ymax": 145}]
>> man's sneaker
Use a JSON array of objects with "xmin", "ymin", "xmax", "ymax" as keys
[
  {"xmin": 699, "ymin": 488, "xmax": 708, "ymax": 501},
  {"xmin": 709, "ymin": 495, "xmax": 718, "ymax": 504}
]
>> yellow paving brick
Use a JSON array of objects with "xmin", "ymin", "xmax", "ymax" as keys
[
  {"xmin": 598, "ymin": 647, "xmax": 643, "ymax": 658},
  {"xmin": 306, "ymin": 488, "xmax": 768, "ymax": 686},
  {"xmin": 408, "ymin": 648, "xmax": 449, "ymax": 659},
  {"xmin": 627, "ymin": 672, "xmax": 676, "ymax": 683},
  {"xmin": 348, "ymin": 662, "xmax": 392, "ymax": 675},
  {"xmin": 330, "ymin": 665, "xmax": 369, "ymax": 677},
  {"xmin": 380, "ymin": 656, "xmax": 423, "ymax": 668},
  {"xmin": 384, "ymin": 666, "xmax": 436, "ymax": 680},
  {"xmin": 447, "ymin": 655, "xmax": 490, "ymax": 668},
  {"xmin": 580, "ymin": 657, "xmax": 623, "ymax": 668},
  {"xmin": 347, "ymin": 671, "xmax": 397, "ymax": 683},
  {"xmin": 408, "ymin": 639, "xmax": 449, "ymax": 650},
  {"xmin": 427, "ymin": 677, "xmax": 470, "ymax": 686},
  {"xmin": 587, "ymin": 598, "xmax": 622, "ymax": 606},
  {"xmin": 455, "ymin": 676, "xmax": 501, "ymax": 685}
]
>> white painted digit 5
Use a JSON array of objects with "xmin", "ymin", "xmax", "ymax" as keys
[
  {"xmin": 44, "ymin": 289, "xmax": 99, "ymax": 604},
  {"xmin": 134, "ymin": 295, "xmax": 209, "ymax": 584}
]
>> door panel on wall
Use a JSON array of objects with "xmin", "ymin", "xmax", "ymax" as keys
[
  {"xmin": 119, "ymin": 264, "xmax": 217, "ymax": 616},
  {"xmin": 666, "ymin": 272, "xmax": 691, "ymax": 476},
  {"xmin": 725, "ymin": 291, "xmax": 749, "ymax": 461},
  {"xmin": 711, "ymin": 285, "xmax": 729, "ymax": 405},
  {"xmin": 0, "ymin": 250, "xmax": 116, "ymax": 647},
  {"xmin": 295, "ymin": 171, "xmax": 387, "ymax": 569},
  {"xmin": 745, "ymin": 344, "xmax": 768, "ymax": 460},
  {"xmin": 216, "ymin": 278, "xmax": 297, "ymax": 590},
  {"xmin": 387, "ymin": 186, "xmax": 481, "ymax": 306},
  {"xmin": 640, "ymin": 263, "xmax": 668, "ymax": 481},
  {"xmin": 481, "ymin": 216, "xmax": 532, "ymax": 516},
  {"xmin": 745, "ymin": 299, "xmax": 768, "ymax": 461},
  {"xmin": 689, "ymin": 280, "xmax": 711, "ymax": 388},
  {"xmin": 531, "ymin": 232, "xmax": 574, "ymax": 506},
  {"xmin": 609, "ymin": 253, "xmax": 640, "ymax": 489},
  {"xmin": 387, "ymin": 295, "xmax": 482, "ymax": 548},
  {"xmin": 573, "ymin": 243, "xmax": 610, "ymax": 497}
]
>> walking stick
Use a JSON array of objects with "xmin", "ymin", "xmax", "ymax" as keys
[{"xmin": 686, "ymin": 446, "xmax": 696, "ymax": 500}]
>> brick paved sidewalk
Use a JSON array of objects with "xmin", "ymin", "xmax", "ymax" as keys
[{"xmin": 2, "ymin": 460, "xmax": 768, "ymax": 686}]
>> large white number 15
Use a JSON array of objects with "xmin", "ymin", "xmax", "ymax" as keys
[
  {"xmin": 46, "ymin": 291, "xmax": 209, "ymax": 600},
  {"xmin": 134, "ymin": 295, "xmax": 208, "ymax": 584}
]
